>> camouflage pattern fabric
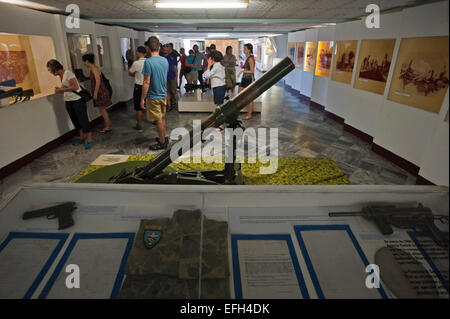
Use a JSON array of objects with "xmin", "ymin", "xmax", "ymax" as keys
[
  {"xmin": 119, "ymin": 275, "xmax": 199, "ymax": 299},
  {"xmin": 201, "ymin": 218, "xmax": 229, "ymax": 279},
  {"xmin": 125, "ymin": 218, "xmax": 180, "ymax": 276},
  {"xmin": 201, "ymin": 279, "xmax": 231, "ymax": 299},
  {"xmin": 201, "ymin": 217, "xmax": 231, "ymax": 299},
  {"xmin": 119, "ymin": 210, "xmax": 230, "ymax": 299}
]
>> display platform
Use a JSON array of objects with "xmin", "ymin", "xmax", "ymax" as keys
[
  {"xmin": 178, "ymin": 90, "xmax": 263, "ymax": 113},
  {"xmin": 72, "ymin": 154, "xmax": 350, "ymax": 185},
  {"xmin": 0, "ymin": 183, "xmax": 448, "ymax": 299}
]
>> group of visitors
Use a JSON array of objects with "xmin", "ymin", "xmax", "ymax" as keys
[{"xmin": 46, "ymin": 37, "xmax": 256, "ymax": 151}]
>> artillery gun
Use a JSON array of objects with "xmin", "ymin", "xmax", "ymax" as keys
[{"xmin": 77, "ymin": 57, "xmax": 295, "ymax": 185}]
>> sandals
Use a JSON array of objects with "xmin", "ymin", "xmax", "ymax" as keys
[
  {"xmin": 100, "ymin": 128, "xmax": 112, "ymax": 133},
  {"xmin": 242, "ymin": 115, "xmax": 252, "ymax": 120}
]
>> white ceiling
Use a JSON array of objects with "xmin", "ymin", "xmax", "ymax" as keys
[{"xmin": 7, "ymin": 0, "xmax": 443, "ymax": 38}]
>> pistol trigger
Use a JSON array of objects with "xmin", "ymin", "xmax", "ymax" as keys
[{"xmin": 47, "ymin": 214, "xmax": 56, "ymax": 220}]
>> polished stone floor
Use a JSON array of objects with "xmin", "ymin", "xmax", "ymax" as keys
[{"xmin": 0, "ymin": 82, "xmax": 416, "ymax": 206}]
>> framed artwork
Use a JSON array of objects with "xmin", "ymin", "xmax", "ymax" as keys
[
  {"xmin": 315, "ymin": 41, "xmax": 333, "ymax": 77},
  {"xmin": 0, "ymin": 51, "xmax": 29, "ymax": 84},
  {"xmin": 288, "ymin": 42, "xmax": 296, "ymax": 61},
  {"xmin": 387, "ymin": 36, "xmax": 449, "ymax": 114},
  {"xmin": 304, "ymin": 42, "xmax": 317, "ymax": 73},
  {"xmin": 265, "ymin": 37, "xmax": 277, "ymax": 57},
  {"xmin": 331, "ymin": 40, "xmax": 358, "ymax": 84},
  {"xmin": 295, "ymin": 42, "xmax": 305, "ymax": 69},
  {"xmin": 354, "ymin": 39, "xmax": 396, "ymax": 95}
]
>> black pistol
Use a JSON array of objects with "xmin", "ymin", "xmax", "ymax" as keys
[{"xmin": 22, "ymin": 202, "xmax": 76, "ymax": 230}]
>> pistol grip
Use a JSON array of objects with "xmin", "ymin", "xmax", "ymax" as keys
[
  {"xmin": 58, "ymin": 212, "xmax": 74, "ymax": 230},
  {"xmin": 375, "ymin": 218, "xmax": 393, "ymax": 235}
]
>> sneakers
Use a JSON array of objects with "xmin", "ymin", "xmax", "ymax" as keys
[
  {"xmin": 72, "ymin": 138, "xmax": 83, "ymax": 146},
  {"xmin": 149, "ymin": 137, "xmax": 168, "ymax": 150},
  {"xmin": 133, "ymin": 124, "xmax": 143, "ymax": 132},
  {"xmin": 85, "ymin": 141, "xmax": 93, "ymax": 149}
]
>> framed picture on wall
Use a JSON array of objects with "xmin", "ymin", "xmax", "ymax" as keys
[
  {"xmin": 387, "ymin": 36, "xmax": 449, "ymax": 114},
  {"xmin": 331, "ymin": 40, "xmax": 358, "ymax": 84},
  {"xmin": 304, "ymin": 42, "xmax": 317, "ymax": 72},
  {"xmin": 353, "ymin": 38, "xmax": 396, "ymax": 95},
  {"xmin": 315, "ymin": 41, "xmax": 333, "ymax": 77},
  {"xmin": 288, "ymin": 42, "xmax": 296, "ymax": 61},
  {"xmin": 295, "ymin": 42, "xmax": 305, "ymax": 69}
]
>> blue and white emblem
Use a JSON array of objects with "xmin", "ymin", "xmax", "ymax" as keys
[{"xmin": 143, "ymin": 228, "xmax": 162, "ymax": 249}]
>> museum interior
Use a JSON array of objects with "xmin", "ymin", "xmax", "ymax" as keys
[{"xmin": 0, "ymin": 0, "xmax": 448, "ymax": 302}]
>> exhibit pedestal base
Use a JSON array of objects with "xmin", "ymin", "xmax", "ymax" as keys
[{"xmin": 178, "ymin": 90, "xmax": 263, "ymax": 113}]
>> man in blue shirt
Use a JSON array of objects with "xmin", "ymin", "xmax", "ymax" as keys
[
  {"xmin": 163, "ymin": 44, "xmax": 178, "ymax": 112},
  {"xmin": 141, "ymin": 36, "xmax": 169, "ymax": 150}
]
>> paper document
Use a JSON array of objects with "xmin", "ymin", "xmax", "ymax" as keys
[{"xmin": 237, "ymin": 239, "xmax": 303, "ymax": 299}]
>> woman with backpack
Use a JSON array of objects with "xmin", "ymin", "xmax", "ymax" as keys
[
  {"xmin": 46, "ymin": 59, "xmax": 93, "ymax": 149},
  {"xmin": 82, "ymin": 53, "xmax": 112, "ymax": 133}
]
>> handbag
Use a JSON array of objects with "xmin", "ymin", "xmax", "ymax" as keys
[{"xmin": 74, "ymin": 86, "xmax": 92, "ymax": 103}]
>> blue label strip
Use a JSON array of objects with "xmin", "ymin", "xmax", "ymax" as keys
[
  {"xmin": 231, "ymin": 234, "xmax": 310, "ymax": 299},
  {"xmin": 38, "ymin": 232, "xmax": 135, "ymax": 299},
  {"xmin": 294, "ymin": 225, "xmax": 388, "ymax": 299},
  {"xmin": 408, "ymin": 231, "xmax": 449, "ymax": 293},
  {"xmin": 0, "ymin": 232, "xmax": 69, "ymax": 299}
]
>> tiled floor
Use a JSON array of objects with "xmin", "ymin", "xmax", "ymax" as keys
[{"xmin": 0, "ymin": 82, "xmax": 416, "ymax": 206}]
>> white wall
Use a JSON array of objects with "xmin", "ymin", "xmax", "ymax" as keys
[
  {"xmin": 275, "ymin": 35, "xmax": 288, "ymax": 59},
  {"xmin": 373, "ymin": 2, "xmax": 449, "ymax": 174},
  {"xmin": 0, "ymin": 4, "xmax": 76, "ymax": 168},
  {"xmin": 0, "ymin": 3, "xmax": 183, "ymax": 170},
  {"xmin": 285, "ymin": 1, "xmax": 449, "ymax": 185}
]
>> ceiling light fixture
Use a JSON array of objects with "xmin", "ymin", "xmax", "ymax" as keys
[
  {"xmin": 154, "ymin": 0, "xmax": 249, "ymax": 9},
  {"xmin": 207, "ymin": 33, "xmax": 230, "ymax": 37},
  {"xmin": 0, "ymin": 0, "xmax": 60, "ymax": 11}
]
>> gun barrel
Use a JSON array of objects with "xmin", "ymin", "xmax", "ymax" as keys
[
  {"xmin": 134, "ymin": 56, "xmax": 295, "ymax": 181},
  {"xmin": 329, "ymin": 212, "xmax": 365, "ymax": 217},
  {"xmin": 23, "ymin": 202, "xmax": 76, "ymax": 219},
  {"xmin": 0, "ymin": 87, "xmax": 23, "ymax": 99}
]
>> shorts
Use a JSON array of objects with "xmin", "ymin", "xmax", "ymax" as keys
[
  {"xmin": 146, "ymin": 98, "xmax": 166, "ymax": 122},
  {"xmin": 133, "ymin": 84, "xmax": 143, "ymax": 111},
  {"xmin": 225, "ymin": 70, "xmax": 236, "ymax": 89},
  {"xmin": 167, "ymin": 79, "xmax": 177, "ymax": 92},
  {"xmin": 213, "ymin": 85, "xmax": 227, "ymax": 105},
  {"xmin": 240, "ymin": 76, "xmax": 254, "ymax": 88},
  {"xmin": 185, "ymin": 71, "xmax": 198, "ymax": 82}
]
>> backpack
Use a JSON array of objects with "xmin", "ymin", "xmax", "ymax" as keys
[{"xmin": 101, "ymin": 73, "xmax": 113, "ymax": 98}]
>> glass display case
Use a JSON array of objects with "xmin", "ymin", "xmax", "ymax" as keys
[
  {"xmin": 120, "ymin": 37, "xmax": 133, "ymax": 70},
  {"xmin": 67, "ymin": 33, "xmax": 93, "ymax": 80},
  {"xmin": 0, "ymin": 32, "xmax": 60, "ymax": 107}
]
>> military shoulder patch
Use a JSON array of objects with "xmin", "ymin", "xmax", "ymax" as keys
[{"xmin": 143, "ymin": 225, "xmax": 163, "ymax": 249}]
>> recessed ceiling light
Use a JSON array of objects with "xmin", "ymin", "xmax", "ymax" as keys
[
  {"xmin": 155, "ymin": 0, "xmax": 248, "ymax": 9},
  {"xmin": 0, "ymin": 0, "xmax": 59, "ymax": 11},
  {"xmin": 207, "ymin": 33, "xmax": 230, "ymax": 37}
]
